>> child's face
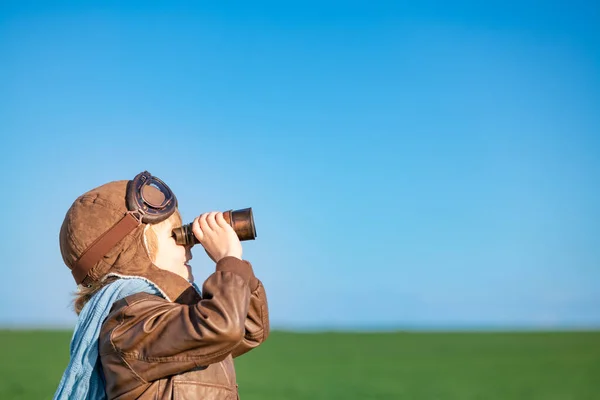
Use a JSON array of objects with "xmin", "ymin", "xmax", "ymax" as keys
[{"xmin": 152, "ymin": 218, "xmax": 194, "ymax": 282}]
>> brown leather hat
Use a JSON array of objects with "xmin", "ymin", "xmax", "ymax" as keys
[{"xmin": 59, "ymin": 179, "xmax": 193, "ymax": 301}]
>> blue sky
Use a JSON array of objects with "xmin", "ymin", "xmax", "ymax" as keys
[{"xmin": 1, "ymin": 1, "xmax": 598, "ymax": 330}]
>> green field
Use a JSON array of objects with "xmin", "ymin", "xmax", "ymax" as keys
[{"xmin": 1, "ymin": 330, "xmax": 598, "ymax": 399}]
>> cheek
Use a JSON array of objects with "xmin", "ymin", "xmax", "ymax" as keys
[{"xmin": 171, "ymin": 242, "xmax": 186, "ymax": 260}]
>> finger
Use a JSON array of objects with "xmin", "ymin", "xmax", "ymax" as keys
[
  {"xmin": 206, "ymin": 211, "xmax": 220, "ymax": 231},
  {"xmin": 191, "ymin": 217, "xmax": 204, "ymax": 242},
  {"xmin": 199, "ymin": 213, "xmax": 211, "ymax": 237},
  {"xmin": 216, "ymin": 212, "xmax": 236, "ymax": 234},
  {"xmin": 215, "ymin": 212, "xmax": 229, "ymax": 229}
]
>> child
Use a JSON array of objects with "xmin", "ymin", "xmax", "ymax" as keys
[{"xmin": 54, "ymin": 171, "xmax": 269, "ymax": 399}]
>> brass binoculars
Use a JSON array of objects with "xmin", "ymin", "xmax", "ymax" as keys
[{"xmin": 172, "ymin": 207, "xmax": 257, "ymax": 246}]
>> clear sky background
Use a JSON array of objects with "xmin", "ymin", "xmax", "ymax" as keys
[{"xmin": 1, "ymin": 1, "xmax": 598, "ymax": 330}]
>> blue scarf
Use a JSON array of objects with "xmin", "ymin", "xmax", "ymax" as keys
[{"xmin": 53, "ymin": 278, "xmax": 162, "ymax": 400}]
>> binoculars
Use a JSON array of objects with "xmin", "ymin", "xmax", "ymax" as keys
[{"xmin": 172, "ymin": 207, "xmax": 257, "ymax": 246}]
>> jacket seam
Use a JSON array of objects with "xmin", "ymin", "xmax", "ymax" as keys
[
  {"xmin": 219, "ymin": 360, "xmax": 232, "ymax": 386},
  {"xmin": 120, "ymin": 355, "xmax": 148, "ymax": 384},
  {"xmin": 110, "ymin": 308, "xmax": 148, "ymax": 384},
  {"xmin": 120, "ymin": 343, "xmax": 237, "ymax": 363},
  {"xmin": 261, "ymin": 303, "xmax": 269, "ymax": 341},
  {"xmin": 175, "ymin": 381, "xmax": 235, "ymax": 391}
]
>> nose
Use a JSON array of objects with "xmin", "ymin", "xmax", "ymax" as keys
[{"xmin": 185, "ymin": 246, "xmax": 193, "ymax": 261}]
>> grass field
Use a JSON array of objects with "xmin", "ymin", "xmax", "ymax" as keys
[{"xmin": 0, "ymin": 330, "xmax": 598, "ymax": 399}]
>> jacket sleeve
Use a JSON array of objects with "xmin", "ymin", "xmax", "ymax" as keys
[
  {"xmin": 231, "ymin": 276, "xmax": 270, "ymax": 358},
  {"xmin": 106, "ymin": 257, "xmax": 253, "ymax": 382}
]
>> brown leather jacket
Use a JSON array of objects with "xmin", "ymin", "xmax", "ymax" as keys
[{"xmin": 99, "ymin": 257, "xmax": 269, "ymax": 399}]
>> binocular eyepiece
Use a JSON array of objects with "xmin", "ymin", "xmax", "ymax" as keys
[{"xmin": 172, "ymin": 207, "xmax": 257, "ymax": 246}]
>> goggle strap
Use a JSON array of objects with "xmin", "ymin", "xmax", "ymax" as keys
[{"xmin": 71, "ymin": 211, "xmax": 142, "ymax": 285}]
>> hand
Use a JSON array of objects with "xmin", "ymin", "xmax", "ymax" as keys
[{"xmin": 192, "ymin": 211, "xmax": 242, "ymax": 262}]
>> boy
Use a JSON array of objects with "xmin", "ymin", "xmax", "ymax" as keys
[{"xmin": 54, "ymin": 171, "xmax": 269, "ymax": 399}]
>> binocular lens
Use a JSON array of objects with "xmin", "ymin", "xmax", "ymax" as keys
[{"xmin": 172, "ymin": 208, "xmax": 257, "ymax": 246}]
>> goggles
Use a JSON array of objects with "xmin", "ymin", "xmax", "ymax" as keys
[
  {"xmin": 126, "ymin": 171, "xmax": 178, "ymax": 223},
  {"xmin": 71, "ymin": 171, "xmax": 178, "ymax": 285}
]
